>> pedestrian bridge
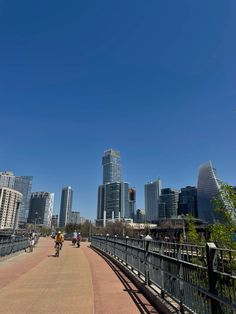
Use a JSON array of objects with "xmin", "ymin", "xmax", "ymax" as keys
[
  {"xmin": 0, "ymin": 238, "xmax": 159, "ymax": 314},
  {"xmin": 0, "ymin": 237, "xmax": 235, "ymax": 314}
]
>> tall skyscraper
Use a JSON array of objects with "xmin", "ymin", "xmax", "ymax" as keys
[
  {"xmin": 197, "ymin": 161, "xmax": 222, "ymax": 223},
  {"xmin": 14, "ymin": 176, "xmax": 33, "ymax": 223},
  {"xmin": 97, "ymin": 149, "xmax": 130, "ymax": 223},
  {"xmin": 128, "ymin": 188, "xmax": 136, "ymax": 219},
  {"xmin": 145, "ymin": 179, "xmax": 161, "ymax": 222},
  {"xmin": 0, "ymin": 172, "xmax": 33, "ymax": 225},
  {"xmin": 0, "ymin": 187, "xmax": 22, "ymax": 230},
  {"xmin": 159, "ymin": 188, "xmax": 179, "ymax": 219},
  {"xmin": 102, "ymin": 149, "xmax": 121, "ymax": 184},
  {"xmin": 178, "ymin": 186, "xmax": 198, "ymax": 217},
  {"xmin": 59, "ymin": 186, "xmax": 73, "ymax": 227},
  {"xmin": 28, "ymin": 192, "xmax": 54, "ymax": 228}
]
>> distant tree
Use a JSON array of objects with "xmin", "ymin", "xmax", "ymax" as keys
[
  {"xmin": 38, "ymin": 226, "xmax": 51, "ymax": 236},
  {"xmin": 186, "ymin": 214, "xmax": 199, "ymax": 245},
  {"xmin": 65, "ymin": 223, "xmax": 79, "ymax": 234},
  {"xmin": 210, "ymin": 184, "xmax": 236, "ymax": 249}
]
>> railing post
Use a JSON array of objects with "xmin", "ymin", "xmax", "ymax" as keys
[
  {"xmin": 160, "ymin": 242, "xmax": 165, "ymax": 298},
  {"xmin": 206, "ymin": 242, "xmax": 217, "ymax": 313},
  {"xmin": 144, "ymin": 235, "xmax": 152, "ymax": 285},
  {"xmin": 125, "ymin": 236, "xmax": 129, "ymax": 265},
  {"xmin": 106, "ymin": 234, "xmax": 109, "ymax": 254},
  {"xmin": 114, "ymin": 235, "xmax": 117, "ymax": 257}
]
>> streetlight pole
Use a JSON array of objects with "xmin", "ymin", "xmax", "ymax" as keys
[
  {"xmin": 34, "ymin": 211, "xmax": 38, "ymax": 232},
  {"xmin": 181, "ymin": 214, "xmax": 186, "ymax": 242}
]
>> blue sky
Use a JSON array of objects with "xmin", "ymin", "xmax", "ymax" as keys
[{"xmin": 0, "ymin": 1, "xmax": 235, "ymax": 219}]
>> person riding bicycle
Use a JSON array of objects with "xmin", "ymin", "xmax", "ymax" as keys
[
  {"xmin": 55, "ymin": 231, "xmax": 64, "ymax": 250},
  {"xmin": 72, "ymin": 230, "xmax": 77, "ymax": 245}
]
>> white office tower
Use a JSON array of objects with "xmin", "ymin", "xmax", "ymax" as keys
[
  {"xmin": 0, "ymin": 172, "xmax": 33, "ymax": 224},
  {"xmin": 0, "ymin": 187, "xmax": 22, "ymax": 229}
]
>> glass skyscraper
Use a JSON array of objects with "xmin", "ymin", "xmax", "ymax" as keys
[
  {"xmin": 145, "ymin": 179, "xmax": 161, "ymax": 222},
  {"xmin": 159, "ymin": 188, "xmax": 179, "ymax": 219},
  {"xmin": 197, "ymin": 161, "xmax": 222, "ymax": 223},
  {"xmin": 28, "ymin": 192, "xmax": 54, "ymax": 228},
  {"xmin": 14, "ymin": 176, "xmax": 33, "ymax": 223},
  {"xmin": 178, "ymin": 186, "xmax": 198, "ymax": 217},
  {"xmin": 59, "ymin": 186, "xmax": 73, "ymax": 227},
  {"xmin": 102, "ymin": 149, "xmax": 121, "ymax": 184},
  {"xmin": 0, "ymin": 172, "xmax": 33, "ymax": 224},
  {"xmin": 97, "ymin": 149, "xmax": 130, "ymax": 222}
]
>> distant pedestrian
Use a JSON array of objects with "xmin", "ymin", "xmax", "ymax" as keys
[{"xmin": 29, "ymin": 230, "xmax": 37, "ymax": 252}]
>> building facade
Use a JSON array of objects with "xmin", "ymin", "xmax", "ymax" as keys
[
  {"xmin": 97, "ymin": 149, "xmax": 130, "ymax": 223},
  {"xmin": 197, "ymin": 161, "xmax": 222, "ymax": 223},
  {"xmin": 0, "ymin": 172, "xmax": 33, "ymax": 225},
  {"xmin": 102, "ymin": 149, "xmax": 121, "ymax": 184},
  {"xmin": 159, "ymin": 188, "xmax": 179, "ymax": 219},
  {"xmin": 51, "ymin": 214, "xmax": 59, "ymax": 229},
  {"xmin": 28, "ymin": 192, "xmax": 54, "ymax": 228},
  {"xmin": 178, "ymin": 186, "xmax": 198, "ymax": 217},
  {"xmin": 0, "ymin": 187, "xmax": 22, "ymax": 230},
  {"xmin": 145, "ymin": 179, "xmax": 161, "ymax": 222},
  {"xmin": 14, "ymin": 176, "xmax": 33, "ymax": 224},
  {"xmin": 70, "ymin": 211, "xmax": 81, "ymax": 224},
  {"xmin": 59, "ymin": 186, "xmax": 73, "ymax": 227},
  {"xmin": 0, "ymin": 172, "xmax": 15, "ymax": 189},
  {"xmin": 128, "ymin": 188, "xmax": 136, "ymax": 219}
]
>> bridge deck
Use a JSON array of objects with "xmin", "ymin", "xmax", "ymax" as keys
[{"xmin": 0, "ymin": 238, "xmax": 157, "ymax": 314}]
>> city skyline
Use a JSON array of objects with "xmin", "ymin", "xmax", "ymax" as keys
[{"xmin": 0, "ymin": 1, "xmax": 235, "ymax": 219}]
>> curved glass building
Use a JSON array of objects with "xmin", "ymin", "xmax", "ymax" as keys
[{"xmin": 197, "ymin": 161, "xmax": 222, "ymax": 223}]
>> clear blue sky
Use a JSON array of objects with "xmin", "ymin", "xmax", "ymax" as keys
[{"xmin": 0, "ymin": 1, "xmax": 235, "ymax": 219}]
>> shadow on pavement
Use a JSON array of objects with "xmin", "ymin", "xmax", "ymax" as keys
[{"xmin": 89, "ymin": 247, "xmax": 158, "ymax": 314}]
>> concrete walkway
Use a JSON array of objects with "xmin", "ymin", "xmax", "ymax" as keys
[{"xmin": 0, "ymin": 238, "xmax": 157, "ymax": 314}]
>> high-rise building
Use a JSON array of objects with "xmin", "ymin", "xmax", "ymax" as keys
[
  {"xmin": 97, "ymin": 185, "xmax": 105, "ymax": 220},
  {"xmin": 0, "ymin": 172, "xmax": 33, "ymax": 225},
  {"xmin": 128, "ymin": 188, "xmax": 136, "ymax": 219},
  {"xmin": 14, "ymin": 176, "xmax": 33, "ymax": 223},
  {"xmin": 178, "ymin": 186, "xmax": 198, "ymax": 217},
  {"xmin": 97, "ymin": 149, "xmax": 130, "ymax": 223},
  {"xmin": 102, "ymin": 149, "xmax": 121, "ymax": 184},
  {"xmin": 70, "ymin": 211, "xmax": 81, "ymax": 224},
  {"xmin": 98, "ymin": 182, "xmax": 129, "ymax": 220},
  {"xmin": 51, "ymin": 214, "xmax": 59, "ymax": 229},
  {"xmin": 0, "ymin": 172, "xmax": 15, "ymax": 188},
  {"xmin": 159, "ymin": 188, "xmax": 179, "ymax": 219},
  {"xmin": 145, "ymin": 179, "xmax": 161, "ymax": 222},
  {"xmin": 0, "ymin": 187, "xmax": 22, "ymax": 230},
  {"xmin": 59, "ymin": 186, "xmax": 73, "ymax": 227},
  {"xmin": 197, "ymin": 161, "xmax": 222, "ymax": 223},
  {"xmin": 28, "ymin": 192, "xmax": 54, "ymax": 228}
]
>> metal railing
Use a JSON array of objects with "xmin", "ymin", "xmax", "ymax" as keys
[
  {"xmin": 0, "ymin": 236, "xmax": 30, "ymax": 257},
  {"xmin": 91, "ymin": 236, "xmax": 236, "ymax": 314}
]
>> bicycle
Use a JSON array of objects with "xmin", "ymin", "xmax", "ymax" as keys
[{"xmin": 55, "ymin": 242, "xmax": 60, "ymax": 257}]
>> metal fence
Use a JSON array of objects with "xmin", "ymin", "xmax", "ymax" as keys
[
  {"xmin": 91, "ymin": 236, "xmax": 236, "ymax": 314},
  {"xmin": 0, "ymin": 236, "xmax": 29, "ymax": 257}
]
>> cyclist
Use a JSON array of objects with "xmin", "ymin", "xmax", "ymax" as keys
[
  {"xmin": 55, "ymin": 230, "xmax": 64, "ymax": 250},
  {"xmin": 72, "ymin": 230, "xmax": 77, "ymax": 245}
]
